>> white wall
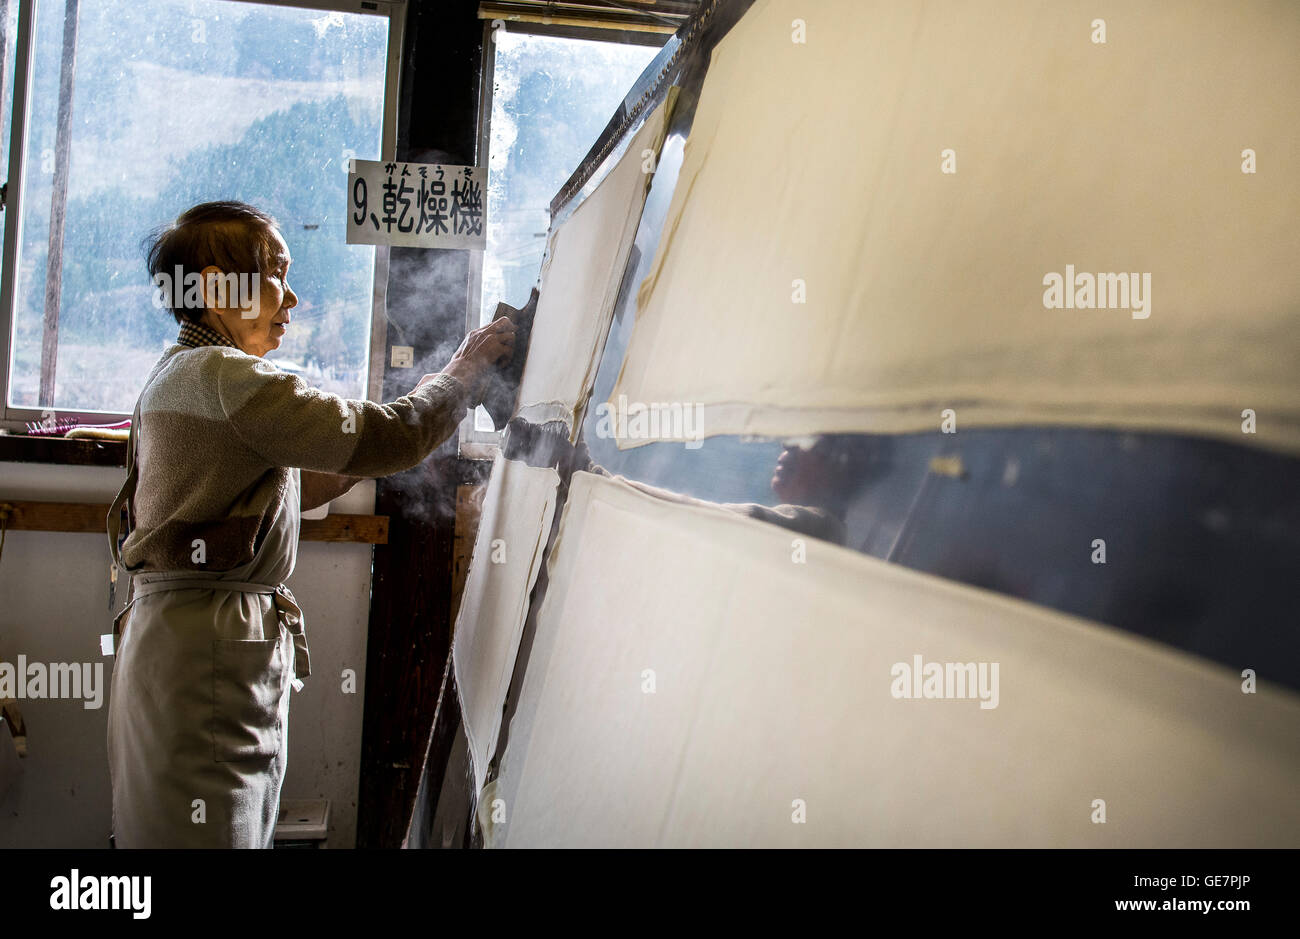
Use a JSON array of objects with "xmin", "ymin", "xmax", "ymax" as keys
[{"xmin": 0, "ymin": 460, "xmax": 374, "ymax": 848}]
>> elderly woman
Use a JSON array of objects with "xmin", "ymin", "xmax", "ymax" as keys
[{"xmin": 105, "ymin": 201, "xmax": 514, "ymax": 848}]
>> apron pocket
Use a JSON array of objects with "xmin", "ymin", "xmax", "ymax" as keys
[{"xmin": 212, "ymin": 637, "xmax": 285, "ymax": 762}]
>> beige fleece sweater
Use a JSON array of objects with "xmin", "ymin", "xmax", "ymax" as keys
[{"xmin": 118, "ymin": 321, "xmax": 467, "ymax": 571}]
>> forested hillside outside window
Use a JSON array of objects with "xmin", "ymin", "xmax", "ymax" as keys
[
  {"xmin": 471, "ymin": 25, "xmax": 661, "ymax": 434},
  {"xmin": 1, "ymin": 0, "xmax": 392, "ymax": 416}
]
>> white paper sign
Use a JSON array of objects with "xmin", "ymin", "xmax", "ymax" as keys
[{"xmin": 346, "ymin": 159, "xmax": 486, "ymax": 249}]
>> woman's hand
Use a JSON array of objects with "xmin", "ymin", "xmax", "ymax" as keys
[{"xmin": 417, "ymin": 318, "xmax": 516, "ymax": 403}]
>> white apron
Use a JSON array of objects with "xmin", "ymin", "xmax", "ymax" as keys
[{"xmin": 105, "ymin": 350, "xmax": 311, "ymax": 848}]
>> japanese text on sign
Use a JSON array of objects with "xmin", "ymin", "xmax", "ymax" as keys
[{"xmin": 346, "ymin": 160, "xmax": 486, "ymax": 249}]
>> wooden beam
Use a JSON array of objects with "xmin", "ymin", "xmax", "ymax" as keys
[
  {"xmin": 449, "ymin": 482, "xmax": 486, "ymax": 627},
  {"xmin": 477, "ymin": 1, "xmax": 688, "ymax": 33},
  {"xmin": 357, "ymin": 0, "xmax": 486, "ymax": 848},
  {"xmin": 360, "ymin": 454, "xmax": 459, "ymax": 847},
  {"xmin": 0, "ymin": 434, "xmax": 127, "ymax": 466},
  {"xmin": 39, "ymin": 0, "xmax": 80, "ymax": 407},
  {"xmin": 0, "ymin": 500, "xmax": 388, "ymax": 544},
  {"xmin": 0, "ymin": 4, "xmax": 11, "ymax": 173},
  {"xmin": 300, "ymin": 513, "xmax": 388, "ymax": 544}
]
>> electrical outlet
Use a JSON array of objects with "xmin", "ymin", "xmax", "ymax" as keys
[{"xmin": 390, "ymin": 345, "xmax": 414, "ymax": 369}]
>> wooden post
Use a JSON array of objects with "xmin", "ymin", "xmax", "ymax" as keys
[
  {"xmin": 0, "ymin": 2, "xmax": 11, "ymax": 171},
  {"xmin": 38, "ymin": 0, "xmax": 79, "ymax": 407},
  {"xmin": 355, "ymin": 0, "xmax": 484, "ymax": 848}
]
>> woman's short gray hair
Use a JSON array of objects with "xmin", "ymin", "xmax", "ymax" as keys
[{"xmin": 142, "ymin": 201, "xmax": 280, "ymax": 324}]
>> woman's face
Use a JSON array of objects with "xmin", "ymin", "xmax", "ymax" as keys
[
  {"xmin": 771, "ymin": 438, "xmax": 831, "ymax": 503},
  {"xmin": 199, "ymin": 227, "xmax": 298, "ymax": 357}
]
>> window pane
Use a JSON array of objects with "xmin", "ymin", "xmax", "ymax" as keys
[
  {"xmin": 6, "ymin": 0, "xmax": 388, "ymax": 413},
  {"xmin": 476, "ymin": 31, "xmax": 660, "ymax": 432}
]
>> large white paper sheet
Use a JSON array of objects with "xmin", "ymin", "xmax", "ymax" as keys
[
  {"xmin": 452, "ymin": 454, "xmax": 559, "ymax": 794},
  {"xmin": 514, "ymin": 93, "xmax": 677, "ymax": 433},
  {"xmin": 490, "ymin": 472, "xmax": 1300, "ymax": 847},
  {"xmin": 611, "ymin": 0, "xmax": 1300, "ymax": 453}
]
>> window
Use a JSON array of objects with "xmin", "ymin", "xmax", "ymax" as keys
[
  {"xmin": 466, "ymin": 20, "xmax": 662, "ymax": 440},
  {"xmin": 0, "ymin": 0, "xmax": 402, "ymax": 422}
]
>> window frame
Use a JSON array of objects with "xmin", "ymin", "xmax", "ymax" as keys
[
  {"xmin": 458, "ymin": 14, "xmax": 666, "ymax": 458},
  {"xmin": 0, "ymin": 0, "xmax": 407, "ymax": 430}
]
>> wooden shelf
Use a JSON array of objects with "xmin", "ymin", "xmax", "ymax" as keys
[
  {"xmin": 0, "ymin": 433, "xmax": 127, "ymax": 467},
  {"xmin": 0, "ymin": 500, "xmax": 388, "ymax": 544}
]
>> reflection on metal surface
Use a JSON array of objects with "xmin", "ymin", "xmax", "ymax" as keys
[{"xmin": 436, "ymin": 0, "xmax": 1300, "ymax": 845}]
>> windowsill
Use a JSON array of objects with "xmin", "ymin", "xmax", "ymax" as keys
[{"xmin": 0, "ymin": 433, "xmax": 127, "ymax": 467}]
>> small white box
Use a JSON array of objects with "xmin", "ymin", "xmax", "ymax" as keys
[{"xmin": 275, "ymin": 799, "xmax": 330, "ymax": 846}]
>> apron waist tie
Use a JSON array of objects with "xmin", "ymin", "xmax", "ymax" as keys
[{"xmin": 115, "ymin": 578, "xmax": 311, "ymax": 688}]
